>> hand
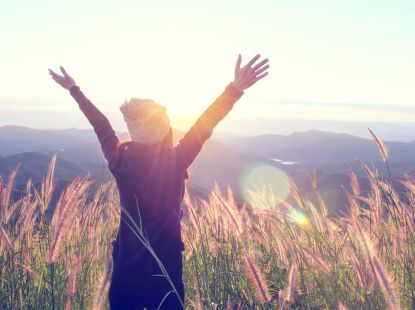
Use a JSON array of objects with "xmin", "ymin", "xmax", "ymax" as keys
[
  {"xmin": 49, "ymin": 66, "xmax": 77, "ymax": 90},
  {"xmin": 232, "ymin": 54, "xmax": 269, "ymax": 92}
]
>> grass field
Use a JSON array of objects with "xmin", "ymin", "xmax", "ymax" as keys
[{"xmin": 0, "ymin": 133, "xmax": 413, "ymax": 309}]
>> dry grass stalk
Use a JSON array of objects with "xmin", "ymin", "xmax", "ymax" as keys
[
  {"xmin": 242, "ymin": 250, "xmax": 271, "ymax": 304},
  {"xmin": 285, "ymin": 262, "xmax": 299, "ymax": 302},
  {"xmin": 368, "ymin": 128, "xmax": 388, "ymax": 162},
  {"xmin": 0, "ymin": 223, "xmax": 13, "ymax": 252}
]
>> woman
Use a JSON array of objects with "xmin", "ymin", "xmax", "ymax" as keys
[{"xmin": 49, "ymin": 54, "xmax": 269, "ymax": 309}]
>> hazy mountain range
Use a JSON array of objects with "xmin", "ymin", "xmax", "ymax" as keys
[{"xmin": 1, "ymin": 125, "xmax": 414, "ymax": 215}]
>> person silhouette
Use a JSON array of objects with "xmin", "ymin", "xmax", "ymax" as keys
[{"xmin": 49, "ymin": 54, "xmax": 269, "ymax": 309}]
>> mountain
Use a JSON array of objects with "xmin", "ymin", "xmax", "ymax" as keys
[
  {"xmin": 225, "ymin": 131, "xmax": 356, "ymax": 158},
  {"xmin": 0, "ymin": 152, "xmax": 85, "ymax": 186},
  {"xmin": 225, "ymin": 130, "xmax": 415, "ymax": 164},
  {"xmin": 0, "ymin": 125, "xmax": 96, "ymax": 155}
]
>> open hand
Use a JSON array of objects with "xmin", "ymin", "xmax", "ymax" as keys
[
  {"xmin": 49, "ymin": 66, "xmax": 76, "ymax": 90},
  {"xmin": 232, "ymin": 54, "xmax": 269, "ymax": 92}
]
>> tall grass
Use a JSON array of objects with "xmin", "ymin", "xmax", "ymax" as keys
[{"xmin": 0, "ymin": 132, "xmax": 415, "ymax": 309}]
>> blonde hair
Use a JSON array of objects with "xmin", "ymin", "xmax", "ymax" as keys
[{"xmin": 120, "ymin": 98, "xmax": 170, "ymax": 144}]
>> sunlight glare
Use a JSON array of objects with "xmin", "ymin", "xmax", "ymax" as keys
[
  {"xmin": 238, "ymin": 163, "xmax": 291, "ymax": 209},
  {"xmin": 288, "ymin": 208, "xmax": 309, "ymax": 226}
]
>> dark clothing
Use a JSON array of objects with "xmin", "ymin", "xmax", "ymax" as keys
[{"xmin": 70, "ymin": 84, "xmax": 243, "ymax": 309}]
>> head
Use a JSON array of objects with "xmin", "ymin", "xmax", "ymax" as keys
[
  {"xmin": 119, "ymin": 97, "xmax": 189, "ymax": 180},
  {"xmin": 120, "ymin": 98, "xmax": 171, "ymax": 146}
]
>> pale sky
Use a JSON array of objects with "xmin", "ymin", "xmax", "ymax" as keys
[{"xmin": 0, "ymin": 0, "xmax": 414, "ymax": 132}]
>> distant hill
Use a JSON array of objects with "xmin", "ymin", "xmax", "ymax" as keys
[
  {"xmin": 0, "ymin": 152, "xmax": 85, "ymax": 186},
  {"xmin": 0, "ymin": 125, "xmax": 97, "ymax": 155},
  {"xmin": 225, "ymin": 130, "xmax": 415, "ymax": 164},
  {"xmin": 226, "ymin": 130, "xmax": 357, "ymax": 158}
]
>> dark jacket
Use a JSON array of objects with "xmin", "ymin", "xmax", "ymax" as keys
[{"xmin": 70, "ymin": 84, "xmax": 243, "ymax": 269}]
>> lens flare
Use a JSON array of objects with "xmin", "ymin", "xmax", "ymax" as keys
[
  {"xmin": 289, "ymin": 208, "xmax": 309, "ymax": 226},
  {"xmin": 239, "ymin": 163, "xmax": 291, "ymax": 209}
]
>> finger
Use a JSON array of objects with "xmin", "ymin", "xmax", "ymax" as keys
[
  {"xmin": 253, "ymin": 71, "xmax": 269, "ymax": 83},
  {"xmin": 235, "ymin": 54, "xmax": 242, "ymax": 75},
  {"xmin": 51, "ymin": 76, "xmax": 63, "ymax": 83},
  {"xmin": 48, "ymin": 69, "xmax": 59, "ymax": 77},
  {"xmin": 253, "ymin": 64, "xmax": 270, "ymax": 77},
  {"xmin": 60, "ymin": 66, "xmax": 69, "ymax": 77},
  {"xmin": 245, "ymin": 54, "xmax": 261, "ymax": 68},
  {"xmin": 51, "ymin": 73, "xmax": 64, "ymax": 82},
  {"xmin": 252, "ymin": 58, "xmax": 269, "ymax": 72},
  {"xmin": 236, "ymin": 54, "xmax": 242, "ymax": 69},
  {"xmin": 49, "ymin": 70, "xmax": 64, "ymax": 80},
  {"xmin": 50, "ymin": 72, "xmax": 63, "ymax": 81}
]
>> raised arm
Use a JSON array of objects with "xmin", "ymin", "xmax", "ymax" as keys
[
  {"xmin": 49, "ymin": 67, "xmax": 120, "ymax": 170},
  {"xmin": 175, "ymin": 54, "xmax": 269, "ymax": 169}
]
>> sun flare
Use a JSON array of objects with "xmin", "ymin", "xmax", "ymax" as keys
[{"xmin": 238, "ymin": 163, "xmax": 291, "ymax": 209}]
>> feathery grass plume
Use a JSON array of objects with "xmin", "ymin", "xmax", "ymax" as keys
[
  {"xmin": 343, "ymin": 188, "xmax": 361, "ymax": 221},
  {"xmin": 19, "ymin": 180, "xmax": 38, "ymax": 240},
  {"xmin": 274, "ymin": 237, "xmax": 289, "ymax": 269},
  {"xmin": 315, "ymin": 190, "xmax": 328, "ymax": 217},
  {"xmin": 1, "ymin": 164, "xmax": 19, "ymax": 214},
  {"xmin": 349, "ymin": 251, "xmax": 369, "ymax": 291},
  {"xmin": 306, "ymin": 201, "xmax": 323, "ymax": 232},
  {"xmin": 3, "ymin": 199, "xmax": 20, "ymax": 225},
  {"xmin": 183, "ymin": 190, "xmax": 200, "ymax": 232},
  {"xmin": 242, "ymin": 250, "xmax": 271, "ymax": 304},
  {"xmin": 379, "ymin": 181, "xmax": 402, "ymax": 213},
  {"xmin": 352, "ymin": 220, "xmax": 400, "ymax": 309},
  {"xmin": 34, "ymin": 154, "xmax": 56, "ymax": 214},
  {"xmin": 301, "ymin": 247, "xmax": 330, "ymax": 273},
  {"xmin": 368, "ymin": 128, "xmax": 388, "ymax": 162},
  {"xmin": 345, "ymin": 164, "xmax": 360, "ymax": 195},
  {"xmin": 226, "ymin": 185, "xmax": 238, "ymax": 209},
  {"xmin": 212, "ymin": 184, "xmax": 242, "ymax": 235},
  {"xmin": 359, "ymin": 161, "xmax": 383, "ymax": 230},
  {"xmin": 16, "ymin": 179, "xmax": 34, "ymax": 227},
  {"xmin": 0, "ymin": 224, "xmax": 14, "ymax": 252},
  {"xmin": 399, "ymin": 178, "xmax": 415, "ymax": 196},
  {"xmin": 372, "ymin": 255, "xmax": 401, "ymax": 310},
  {"xmin": 285, "ymin": 262, "xmax": 299, "ymax": 302},
  {"xmin": 48, "ymin": 177, "xmax": 92, "ymax": 263}
]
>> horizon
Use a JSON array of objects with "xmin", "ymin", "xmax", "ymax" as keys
[
  {"xmin": 2, "ymin": 120, "xmax": 415, "ymax": 143},
  {"xmin": 1, "ymin": 0, "xmax": 415, "ymax": 132}
]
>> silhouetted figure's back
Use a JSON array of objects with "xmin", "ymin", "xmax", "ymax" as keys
[{"xmin": 70, "ymin": 84, "xmax": 243, "ymax": 309}]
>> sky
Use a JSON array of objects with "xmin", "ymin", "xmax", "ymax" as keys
[{"xmin": 0, "ymin": 0, "xmax": 414, "ymax": 134}]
